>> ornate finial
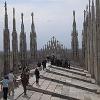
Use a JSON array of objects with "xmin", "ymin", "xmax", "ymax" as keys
[
  {"xmin": 5, "ymin": 1, "xmax": 7, "ymax": 12},
  {"xmin": 13, "ymin": 8, "xmax": 16, "ymax": 31},
  {"xmin": 13, "ymin": 8, "xmax": 15, "ymax": 19},
  {"xmin": 73, "ymin": 10, "xmax": 75, "ymax": 19},
  {"xmin": 21, "ymin": 13, "xmax": 23, "ymax": 24},
  {"xmin": 31, "ymin": 12, "xmax": 34, "ymax": 23},
  {"xmin": 4, "ymin": 1, "xmax": 8, "ymax": 29},
  {"xmin": 31, "ymin": 12, "xmax": 34, "ymax": 16}
]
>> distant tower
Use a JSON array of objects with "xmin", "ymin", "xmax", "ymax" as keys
[
  {"xmin": 3, "ymin": 2, "xmax": 10, "ymax": 75},
  {"xmin": 30, "ymin": 13, "xmax": 37, "ymax": 62},
  {"xmin": 71, "ymin": 11, "xmax": 79, "ymax": 60},
  {"xmin": 12, "ymin": 8, "xmax": 18, "ymax": 73},
  {"xmin": 20, "ymin": 13, "xmax": 27, "ymax": 69}
]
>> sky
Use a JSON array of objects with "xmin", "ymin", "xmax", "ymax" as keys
[{"xmin": 0, "ymin": 0, "xmax": 89, "ymax": 51}]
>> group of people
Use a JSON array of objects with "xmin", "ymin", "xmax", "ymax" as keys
[
  {"xmin": 1, "ymin": 59, "xmax": 47, "ymax": 99},
  {"xmin": 1, "ymin": 71, "xmax": 15, "ymax": 100},
  {"xmin": 1, "ymin": 67, "xmax": 30, "ymax": 100},
  {"xmin": 50, "ymin": 56, "xmax": 70, "ymax": 69}
]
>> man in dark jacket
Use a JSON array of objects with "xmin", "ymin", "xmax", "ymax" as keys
[
  {"xmin": 21, "ymin": 70, "xmax": 28, "ymax": 95},
  {"xmin": 42, "ymin": 60, "xmax": 47, "ymax": 70},
  {"xmin": 34, "ymin": 67, "xmax": 40, "ymax": 85}
]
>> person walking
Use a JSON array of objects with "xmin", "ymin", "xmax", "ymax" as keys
[
  {"xmin": 8, "ymin": 70, "xmax": 15, "ymax": 96},
  {"xmin": 34, "ymin": 67, "xmax": 40, "ymax": 85},
  {"xmin": 21, "ymin": 69, "xmax": 28, "ymax": 95},
  {"xmin": 1, "ymin": 76, "xmax": 9, "ymax": 100}
]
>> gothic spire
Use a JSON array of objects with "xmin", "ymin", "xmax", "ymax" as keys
[
  {"xmin": 30, "ymin": 12, "xmax": 37, "ymax": 61},
  {"xmin": 4, "ymin": 1, "xmax": 8, "ymax": 29},
  {"xmin": 12, "ymin": 8, "xmax": 18, "ymax": 74},
  {"xmin": 13, "ymin": 8, "xmax": 16, "ymax": 31},
  {"xmin": 3, "ymin": 1, "xmax": 10, "ymax": 75},
  {"xmin": 71, "ymin": 10, "xmax": 79, "ymax": 60}
]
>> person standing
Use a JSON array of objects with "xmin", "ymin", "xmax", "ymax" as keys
[
  {"xmin": 68, "ymin": 60, "xmax": 70, "ymax": 69},
  {"xmin": 1, "ymin": 76, "xmax": 9, "ymax": 100},
  {"xmin": 34, "ymin": 67, "xmax": 40, "ymax": 85},
  {"xmin": 42, "ymin": 60, "xmax": 47, "ymax": 70},
  {"xmin": 26, "ymin": 67, "xmax": 30, "ymax": 85},
  {"xmin": 8, "ymin": 71, "xmax": 15, "ymax": 96},
  {"xmin": 21, "ymin": 69, "xmax": 28, "ymax": 95}
]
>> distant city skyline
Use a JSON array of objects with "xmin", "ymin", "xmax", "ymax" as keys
[{"xmin": 0, "ymin": 0, "xmax": 89, "ymax": 51}]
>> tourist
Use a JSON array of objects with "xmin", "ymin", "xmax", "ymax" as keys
[
  {"xmin": 8, "ymin": 70, "xmax": 15, "ymax": 96},
  {"xmin": 34, "ymin": 67, "xmax": 40, "ymax": 85},
  {"xmin": 64, "ymin": 60, "xmax": 68, "ymax": 68},
  {"xmin": 37, "ymin": 61, "xmax": 41, "ymax": 67},
  {"xmin": 1, "ymin": 75, "xmax": 9, "ymax": 100},
  {"xmin": 68, "ymin": 60, "xmax": 70, "ymax": 69},
  {"xmin": 42, "ymin": 60, "xmax": 47, "ymax": 70},
  {"xmin": 26, "ymin": 67, "xmax": 30, "ymax": 84},
  {"xmin": 21, "ymin": 69, "xmax": 28, "ymax": 95}
]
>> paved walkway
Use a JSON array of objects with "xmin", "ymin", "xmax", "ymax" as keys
[{"xmin": 1, "ymin": 63, "xmax": 100, "ymax": 100}]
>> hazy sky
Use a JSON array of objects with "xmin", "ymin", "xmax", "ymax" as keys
[{"xmin": 0, "ymin": 0, "xmax": 89, "ymax": 51}]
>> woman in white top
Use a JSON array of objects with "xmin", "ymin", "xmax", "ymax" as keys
[{"xmin": 8, "ymin": 71, "xmax": 15, "ymax": 96}]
